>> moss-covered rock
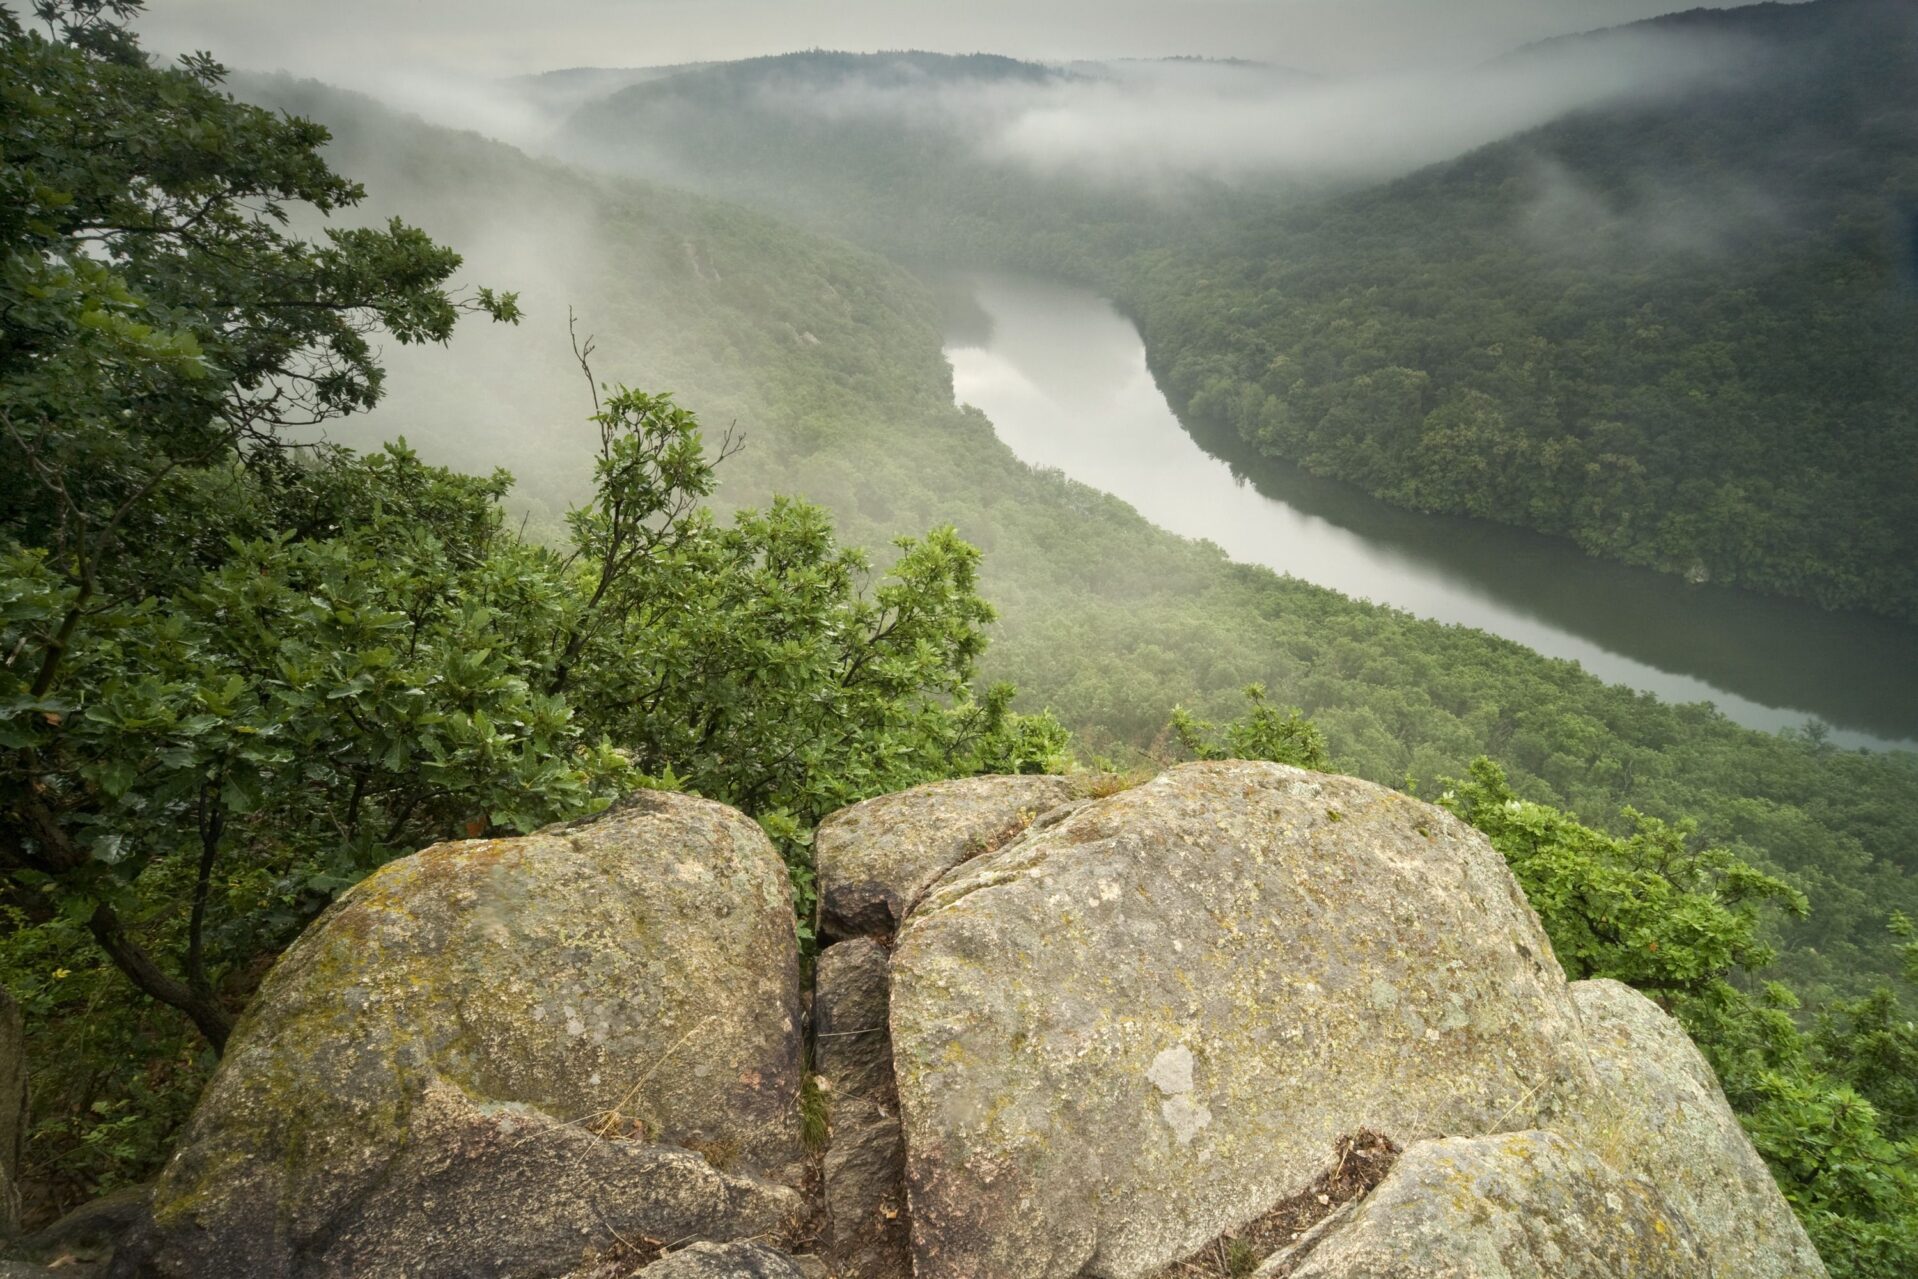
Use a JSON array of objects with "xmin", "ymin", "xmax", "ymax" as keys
[
  {"xmin": 1255, "ymin": 1130, "xmax": 1704, "ymax": 1278},
  {"xmin": 815, "ymin": 775, "xmax": 1092, "ymax": 940},
  {"xmin": 890, "ymin": 761, "xmax": 1596, "ymax": 1279},
  {"xmin": 120, "ymin": 790, "xmax": 804, "ymax": 1279},
  {"xmin": 1562, "ymin": 979, "xmax": 1827, "ymax": 1279}
]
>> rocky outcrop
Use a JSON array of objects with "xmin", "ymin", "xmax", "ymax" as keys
[
  {"xmin": 120, "ymin": 791, "xmax": 805, "ymax": 1279},
  {"xmin": 1256, "ymin": 1130, "xmax": 1704, "ymax": 1278},
  {"xmin": 1, "ymin": 988, "xmax": 22, "ymax": 1241},
  {"xmin": 815, "ymin": 775, "xmax": 1090, "ymax": 940},
  {"xmin": 1566, "ymin": 979, "xmax": 1827, "ymax": 1279},
  {"xmin": 890, "ymin": 761, "xmax": 1597, "ymax": 1279},
  {"xmin": 72, "ymin": 765, "xmax": 1824, "ymax": 1279}
]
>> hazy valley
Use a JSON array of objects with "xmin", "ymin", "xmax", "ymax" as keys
[{"xmin": 5, "ymin": 2, "xmax": 1918, "ymax": 1275}]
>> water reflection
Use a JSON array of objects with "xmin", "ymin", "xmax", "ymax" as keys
[{"xmin": 945, "ymin": 273, "xmax": 1918, "ymax": 750}]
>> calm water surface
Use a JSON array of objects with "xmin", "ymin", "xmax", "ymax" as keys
[{"xmin": 945, "ymin": 274, "xmax": 1918, "ymax": 751}]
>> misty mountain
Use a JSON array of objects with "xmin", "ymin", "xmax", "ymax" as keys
[
  {"xmin": 211, "ymin": 73, "xmax": 1918, "ymax": 1004},
  {"xmin": 1143, "ymin": 0, "xmax": 1918, "ymax": 619},
  {"xmin": 552, "ymin": 19, "xmax": 1759, "ymax": 237},
  {"xmin": 555, "ymin": 50, "xmax": 1288, "ymax": 273},
  {"xmin": 552, "ymin": 0, "xmax": 1918, "ymax": 621},
  {"xmin": 502, "ymin": 64, "xmax": 708, "ymax": 130}
]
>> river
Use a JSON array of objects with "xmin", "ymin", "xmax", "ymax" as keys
[{"xmin": 944, "ymin": 274, "xmax": 1918, "ymax": 751}]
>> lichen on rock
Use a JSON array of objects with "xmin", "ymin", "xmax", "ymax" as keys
[
  {"xmin": 630, "ymin": 1241, "xmax": 809, "ymax": 1279},
  {"xmin": 1559, "ymin": 979, "xmax": 1828, "ymax": 1279},
  {"xmin": 119, "ymin": 789, "xmax": 805, "ymax": 1279},
  {"xmin": 1256, "ymin": 1130, "xmax": 1705, "ymax": 1278},
  {"xmin": 889, "ymin": 760, "xmax": 1598, "ymax": 1279}
]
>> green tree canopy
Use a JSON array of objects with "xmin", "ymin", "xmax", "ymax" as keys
[{"xmin": 0, "ymin": 0, "xmax": 1058, "ymax": 1077}]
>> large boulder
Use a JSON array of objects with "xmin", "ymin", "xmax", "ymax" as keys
[
  {"xmin": 890, "ymin": 761, "xmax": 1597, "ymax": 1279},
  {"xmin": 1255, "ymin": 1130, "xmax": 1704, "ymax": 1278},
  {"xmin": 123, "ymin": 791, "xmax": 805, "ymax": 1279},
  {"xmin": 10, "ymin": 1185, "xmax": 150, "ymax": 1272},
  {"xmin": 1564, "ymin": 979, "xmax": 1827, "ymax": 1279},
  {"xmin": 1, "ymin": 986, "xmax": 23, "ymax": 1241},
  {"xmin": 815, "ymin": 775, "xmax": 1090, "ymax": 940}
]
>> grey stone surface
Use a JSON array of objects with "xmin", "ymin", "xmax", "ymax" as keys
[
  {"xmin": 122, "ymin": 790, "xmax": 805, "ymax": 1278},
  {"xmin": 1562, "ymin": 979, "xmax": 1828, "ymax": 1279},
  {"xmin": 633, "ymin": 1241, "xmax": 807, "ymax": 1279},
  {"xmin": 890, "ymin": 761, "xmax": 1597, "ymax": 1279},
  {"xmin": 14, "ymin": 1185, "xmax": 149, "ymax": 1269},
  {"xmin": 1256, "ymin": 1130, "xmax": 1704, "ymax": 1278},
  {"xmin": 1, "ymin": 987, "xmax": 23, "ymax": 1241},
  {"xmin": 815, "ymin": 775, "xmax": 1090, "ymax": 939}
]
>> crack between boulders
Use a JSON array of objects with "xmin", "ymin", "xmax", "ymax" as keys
[{"xmin": 1147, "ymin": 1129, "xmax": 1401, "ymax": 1279}]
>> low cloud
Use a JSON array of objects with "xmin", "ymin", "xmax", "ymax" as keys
[
  {"xmin": 1519, "ymin": 156, "xmax": 1790, "ymax": 261},
  {"xmin": 740, "ymin": 30, "xmax": 1759, "ymax": 188}
]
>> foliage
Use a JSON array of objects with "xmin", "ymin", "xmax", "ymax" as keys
[
  {"xmin": 1170, "ymin": 684, "xmax": 1330, "ymax": 771},
  {"xmin": 1676, "ymin": 956, "xmax": 1918, "ymax": 1278},
  {"xmin": 547, "ymin": 384, "xmax": 1066, "ymax": 819},
  {"xmin": 0, "ymin": 903, "xmax": 206, "ymax": 1218},
  {"xmin": 0, "ymin": 0, "xmax": 521, "ymax": 1051},
  {"xmin": 1438, "ymin": 757, "xmax": 1806, "ymax": 995},
  {"xmin": 0, "ymin": 396, "xmax": 1041, "ymax": 1198},
  {"xmin": 0, "ymin": 2, "xmax": 1057, "ymax": 1207}
]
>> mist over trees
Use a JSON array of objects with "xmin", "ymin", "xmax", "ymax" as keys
[{"xmin": 558, "ymin": 1, "xmax": 1918, "ymax": 622}]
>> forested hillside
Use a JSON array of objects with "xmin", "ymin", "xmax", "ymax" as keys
[
  {"xmin": 559, "ymin": 0, "xmax": 1918, "ymax": 621},
  {"xmin": 1140, "ymin": 0, "xmax": 1918, "ymax": 619},
  {"xmin": 558, "ymin": 50, "xmax": 1256, "ymax": 275},
  {"xmin": 4, "ymin": 9, "xmax": 1916, "ymax": 1266},
  {"xmin": 247, "ymin": 75, "xmax": 1918, "ymax": 1006}
]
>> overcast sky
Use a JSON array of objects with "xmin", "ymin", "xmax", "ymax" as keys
[{"xmin": 134, "ymin": 0, "xmax": 1785, "ymax": 79}]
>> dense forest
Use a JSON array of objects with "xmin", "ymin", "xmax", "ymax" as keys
[
  {"xmin": 3, "ymin": 2, "xmax": 1917, "ymax": 1275},
  {"xmin": 278, "ymin": 64, "xmax": 1918, "ymax": 1002},
  {"xmin": 1137, "ymin": 0, "xmax": 1918, "ymax": 620},
  {"xmin": 561, "ymin": 0, "xmax": 1918, "ymax": 621}
]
